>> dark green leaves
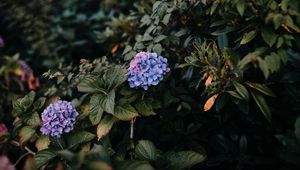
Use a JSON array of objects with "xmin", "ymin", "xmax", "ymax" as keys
[
  {"xmin": 135, "ymin": 140, "xmax": 157, "ymax": 161},
  {"xmin": 245, "ymin": 82, "xmax": 276, "ymax": 97},
  {"xmin": 135, "ymin": 100, "xmax": 156, "ymax": 116},
  {"xmin": 166, "ymin": 151, "xmax": 206, "ymax": 170},
  {"xmin": 34, "ymin": 149, "xmax": 57, "ymax": 168},
  {"xmin": 98, "ymin": 90, "xmax": 115, "ymax": 114},
  {"xmin": 66, "ymin": 131, "xmax": 95, "ymax": 149},
  {"xmin": 261, "ymin": 28, "xmax": 277, "ymax": 47},
  {"xmin": 233, "ymin": 81, "xmax": 249, "ymax": 101},
  {"xmin": 12, "ymin": 91, "xmax": 36, "ymax": 116},
  {"xmin": 114, "ymin": 103, "xmax": 138, "ymax": 121},
  {"xmin": 250, "ymin": 90, "xmax": 272, "ymax": 122}
]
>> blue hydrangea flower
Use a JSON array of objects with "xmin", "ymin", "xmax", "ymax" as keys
[
  {"xmin": 127, "ymin": 52, "xmax": 170, "ymax": 90},
  {"xmin": 40, "ymin": 100, "xmax": 78, "ymax": 138}
]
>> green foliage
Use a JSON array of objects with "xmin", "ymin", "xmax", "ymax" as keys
[{"xmin": 1, "ymin": 0, "xmax": 300, "ymax": 169}]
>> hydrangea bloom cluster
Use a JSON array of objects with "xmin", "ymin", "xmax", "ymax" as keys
[
  {"xmin": 127, "ymin": 52, "xmax": 170, "ymax": 90},
  {"xmin": 40, "ymin": 100, "xmax": 78, "ymax": 138},
  {"xmin": 0, "ymin": 123, "xmax": 8, "ymax": 136},
  {"xmin": 0, "ymin": 156, "xmax": 15, "ymax": 170}
]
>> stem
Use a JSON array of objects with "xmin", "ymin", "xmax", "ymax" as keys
[
  {"xmin": 14, "ymin": 152, "xmax": 30, "ymax": 166},
  {"xmin": 56, "ymin": 138, "xmax": 64, "ymax": 150},
  {"xmin": 129, "ymin": 117, "xmax": 136, "ymax": 160}
]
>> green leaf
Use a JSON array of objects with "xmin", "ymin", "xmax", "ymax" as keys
[
  {"xmin": 103, "ymin": 66, "xmax": 127, "ymax": 90},
  {"xmin": 114, "ymin": 103, "xmax": 139, "ymax": 121},
  {"xmin": 236, "ymin": 2, "xmax": 245, "ymax": 16},
  {"xmin": 240, "ymin": 30, "xmax": 257, "ymax": 45},
  {"xmin": 162, "ymin": 13, "xmax": 171, "ymax": 25},
  {"xmin": 257, "ymin": 57, "xmax": 270, "ymax": 79},
  {"xmin": 89, "ymin": 95, "xmax": 104, "ymax": 125},
  {"xmin": 227, "ymin": 91, "xmax": 243, "ymax": 100},
  {"xmin": 97, "ymin": 115, "xmax": 117, "ymax": 140},
  {"xmin": 245, "ymin": 82, "xmax": 276, "ymax": 97},
  {"xmin": 33, "ymin": 97, "xmax": 46, "ymax": 110},
  {"xmin": 19, "ymin": 126, "xmax": 35, "ymax": 144},
  {"xmin": 67, "ymin": 131, "xmax": 95, "ymax": 149},
  {"xmin": 152, "ymin": 44, "xmax": 162, "ymax": 55},
  {"xmin": 166, "ymin": 151, "xmax": 206, "ymax": 170},
  {"xmin": 238, "ymin": 48, "xmax": 266, "ymax": 69},
  {"xmin": 154, "ymin": 35, "xmax": 167, "ymax": 43},
  {"xmin": 295, "ymin": 117, "xmax": 300, "ymax": 143},
  {"xmin": 98, "ymin": 90, "xmax": 115, "ymax": 114},
  {"xmin": 24, "ymin": 112, "xmax": 41, "ymax": 127},
  {"xmin": 250, "ymin": 90, "xmax": 272, "ymax": 122},
  {"xmin": 116, "ymin": 161, "xmax": 154, "ymax": 170},
  {"xmin": 232, "ymin": 81, "xmax": 249, "ymax": 101},
  {"xmin": 261, "ymin": 28, "xmax": 277, "ymax": 47},
  {"xmin": 135, "ymin": 100, "xmax": 156, "ymax": 116},
  {"xmin": 34, "ymin": 149, "xmax": 57, "ymax": 168},
  {"xmin": 77, "ymin": 76, "xmax": 105, "ymax": 93},
  {"xmin": 135, "ymin": 140, "xmax": 157, "ymax": 161}
]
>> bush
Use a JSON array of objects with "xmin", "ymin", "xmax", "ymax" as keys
[{"xmin": 0, "ymin": 0, "xmax": 300, "ymax": 169}]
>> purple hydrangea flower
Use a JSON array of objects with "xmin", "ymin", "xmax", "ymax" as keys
[
  {"xmin": 127, "ymin": 52, "xmax": 170, "ymax": 90},
  {"xmin": 40, "ymin": 100, "xmax": 78, "ymax": 138}
]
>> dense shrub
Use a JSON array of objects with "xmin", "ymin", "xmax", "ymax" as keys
[{"xmin": 1, "ymin": 0, "xmax": 300, "ymax": 169}]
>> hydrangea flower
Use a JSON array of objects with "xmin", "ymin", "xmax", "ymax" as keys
[
  {"xmin": 40, "ymin": 100, "xmax": 78, "ymax": 138},
  {"xmin": 0, "ymin": 123, "xmax": 8, "ymax": 136},
  {"xmin": 127, "ymin": 52, "xmax": 170, "ymax": 90},
  {"xmin": 0, "ymin": 156, "xmax": 15, "ymax": 170}
]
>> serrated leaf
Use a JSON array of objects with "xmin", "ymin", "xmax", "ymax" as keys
[
  {"xmin": 250, "ymin": 90, "xmax": 272, "ymax": 122},
  {"xmin": 166, "ymin": 151, "xmax": 206, "ymax": 170},
  {"xmin": 245, "ymin": 82, "xmax": 276, "ymax": 97},
  {"xmin": 116, "ymin": 161, "xmax": 154, "ymax": 170},
  {"xmin": 232, "ymin": 81, "xmax": 249, "ymax": 101},
  {"xmin": 19, "ymin": 126, "xmax": 35, "ymax": 144},
  {"xmin": 67, "ymin": 131, "xmax": 95, "ymax": 149},
  {"xmin": 104, "ymin": 67, "xmax": 127, "ymax": 90},
  {"xmin": 35, "ymin": 136, "xmax": 50, "ymax": 151},
  {"xmin": 114, "ymin": 103, "xmax": 139, "ymax": 121},
  {"xmin": 97, "ymin": 115, "xmax": 116, "ymax": 140},
  {"xmin": 77, "ymin": 77, "xmax": 101, "ymax": 93},
  {"xmin": 98, "ymin": 90, "xmax": 115, "ymax": 114},
  {"xmin": 135, "ymin": 140, "xmax": 157, "ymax": 161},
  {"xmin": 240, "ymin": 30, "xmax": 257, "ymax": 45},
  {"xmin": 89, "ymin": 95, "xmax": 104, "ymax": 125},
  {"xmin": 33, "ymin": 97, "xmax": 46, "ymax": 110},
  {"xmin": 24, "ymin": 112, "xmax": 41, "ymax": 127},
  {"xmin": 135, "ymin": 100, "xmax": 156, "ymax": 116},
  {"xmin": 34, "ymin": 149, "xmax": 57, "ymax": 168}
]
